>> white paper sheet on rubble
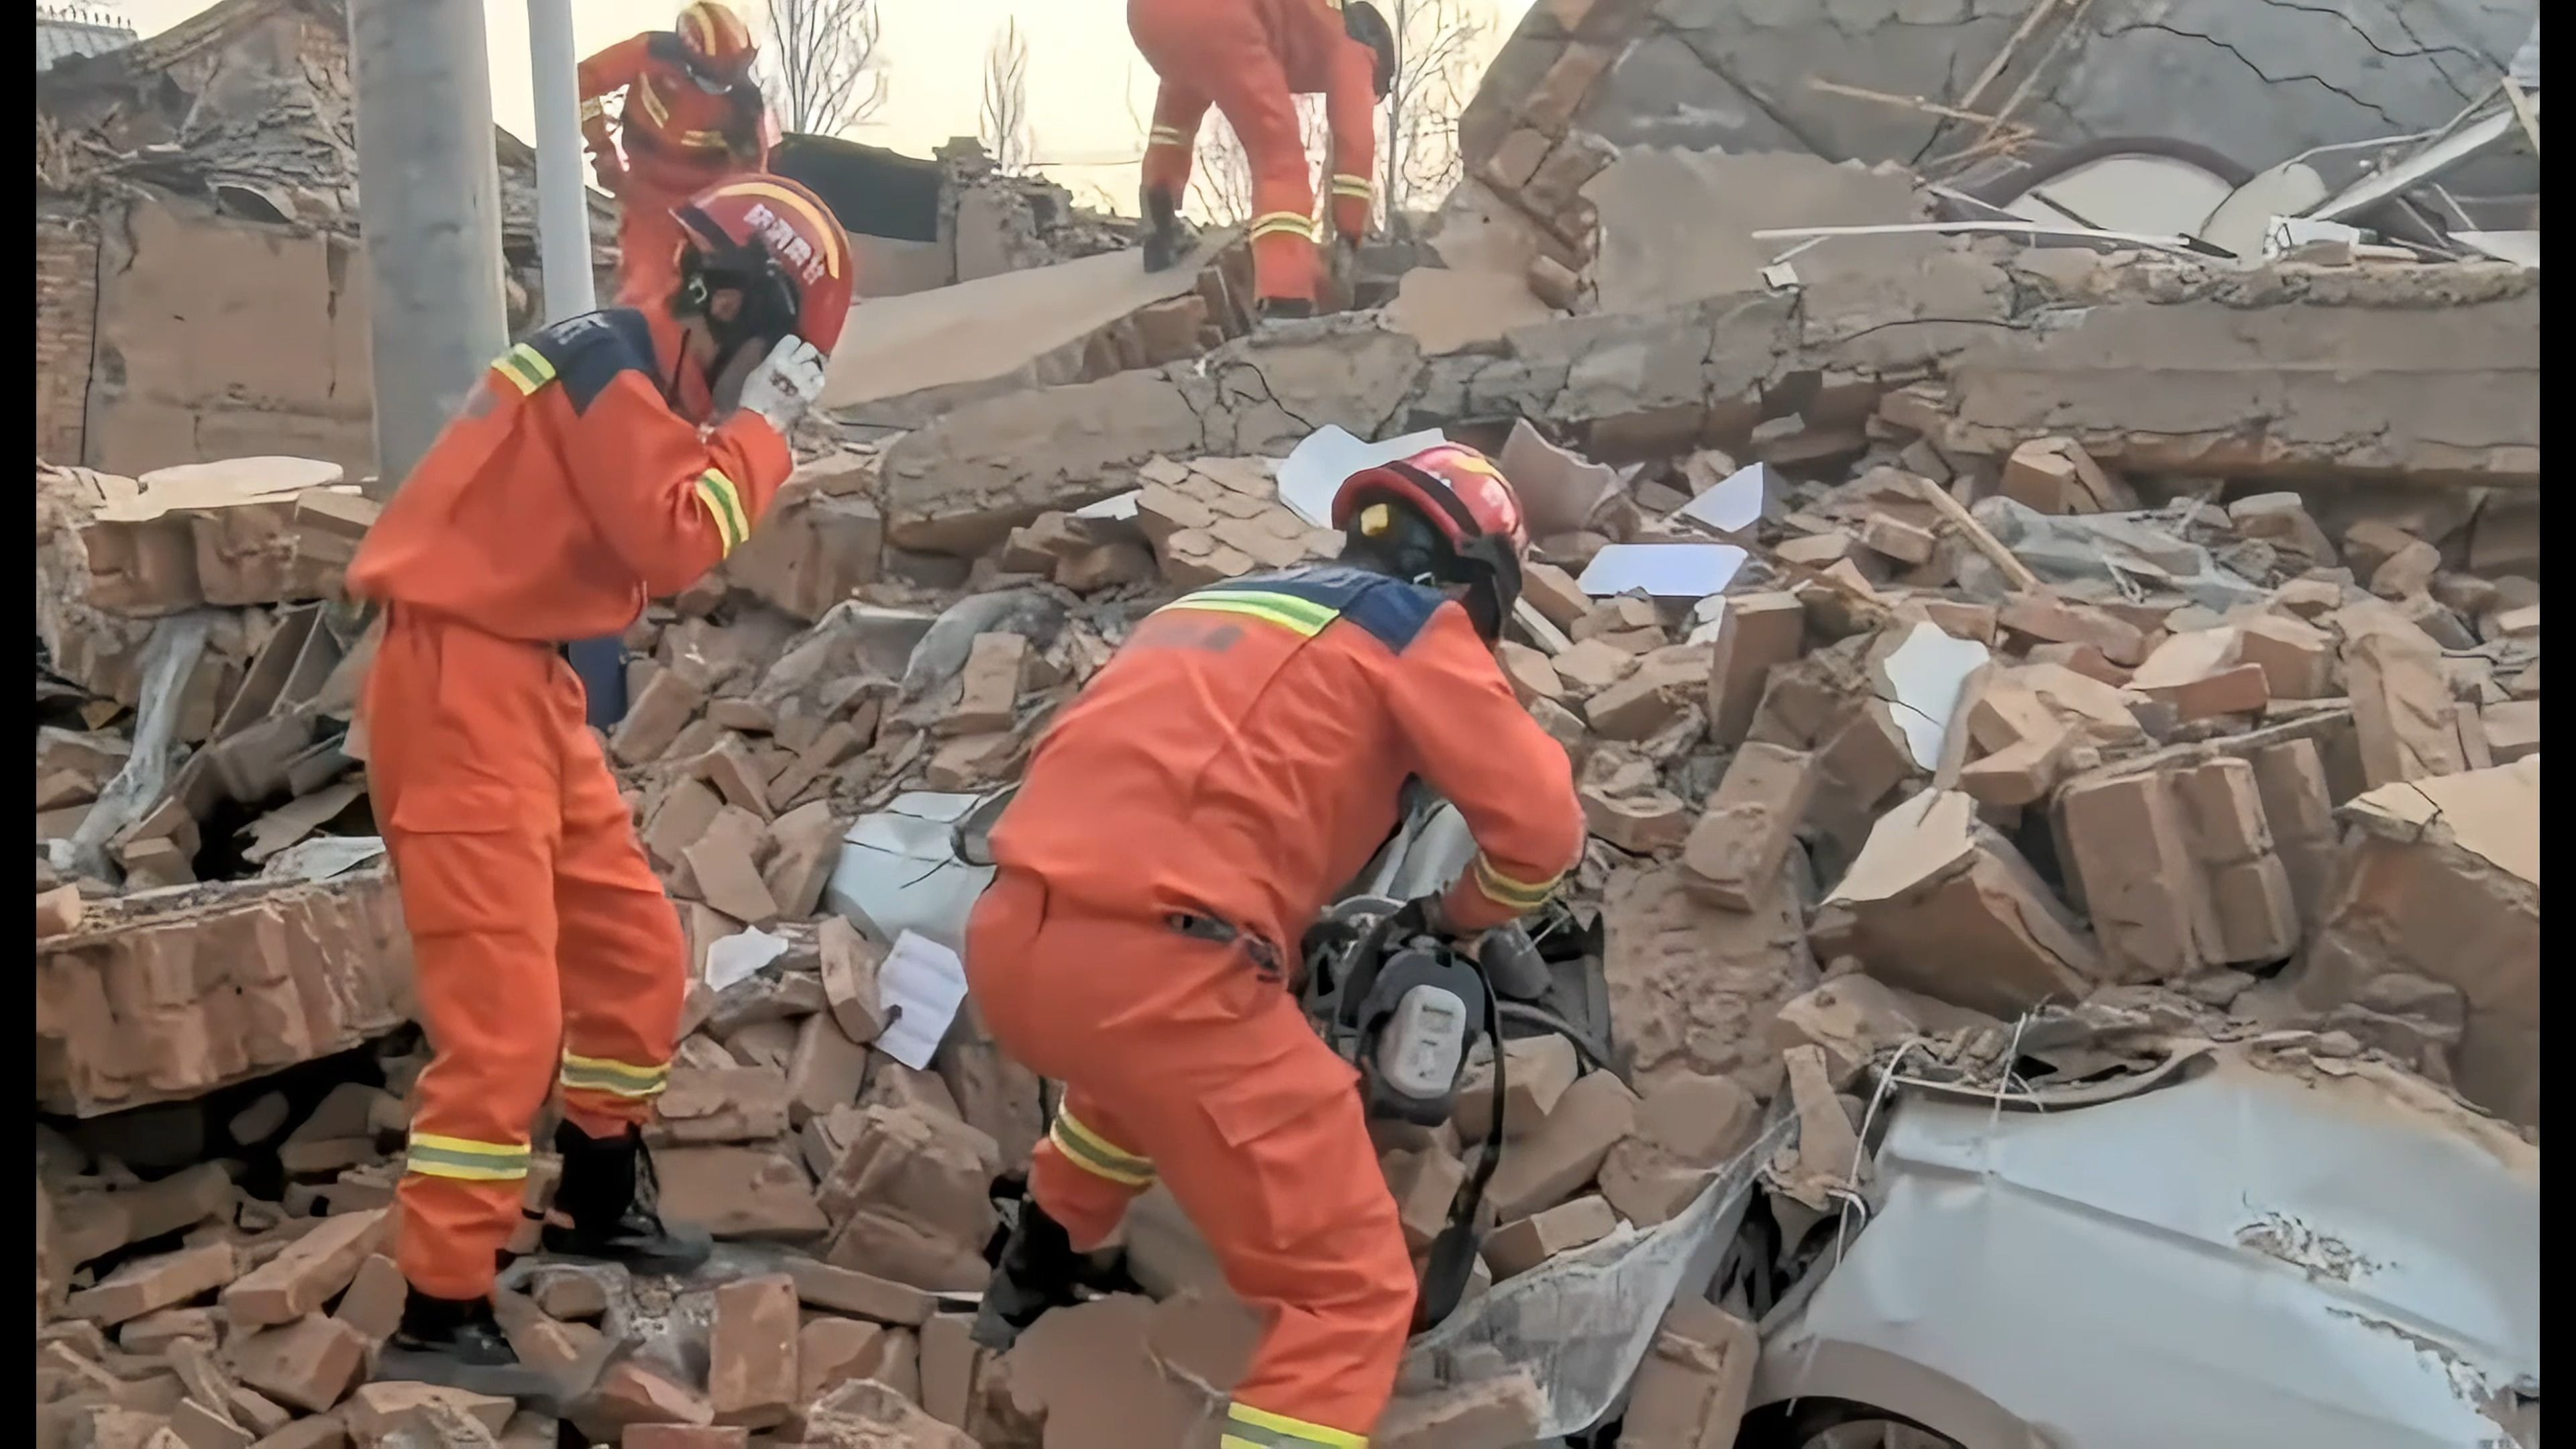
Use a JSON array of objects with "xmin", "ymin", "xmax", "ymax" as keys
[
  {"xmin": 1871, "ymin": 621, "xmax": 1990, "ymax": 769},
  {"xmin": 822, "ymin": 791, "xmax": 996, "ymax": 950},
  {"xmin": 704, "ymin": 926, "xmax": 793, "ymax": 994},
  {"xmin": 1073, "ymin": 489, "xmax": 1142, "ymax": 521},
  {"xmin": 259, "ymin": 834, "xmax": 387, "ymax": 882},
  {"xmin": 1275, "ymin": 425, "xmax": 1448, "ymax": 527},
  {"xmin": 1684, "ymin": 594, "xmax": 1730, "ymax": 645},
  {"xmin": 1578, "ymin": 543, "xmax": 1747, "ymax": 599},
  {"xmin": 874, "ymin": 930, "xmax": 970, "ymax": 1071},
  {"xmin": 1676, "ymin": 460, "xmax": 1771, "ymax": 535},
  {"xmin": 2452, "ymin": 230, "xmax": 2540, "ymax": 268},
  {"xmin": 1498, "ymin": 419, "xmax": 1622, "ymax": 538}
]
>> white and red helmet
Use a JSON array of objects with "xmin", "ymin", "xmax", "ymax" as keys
[{"xmin": 1331, "ymin": 442, "xmax": 1532, "ymax": 640}]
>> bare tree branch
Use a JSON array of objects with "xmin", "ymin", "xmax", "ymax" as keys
[
  {"xmin": 1376, "ymin": 0, "xmax": 1482, "ymax": 224},
  {"xmin": 758, "ymin": 0, "xmax": 888, "ymax": 136},
  {"xmin": 1187, "ymin": 95, "xmax": 1332, "ymax": 227},
  {"xmin": 979, "ymin": 17, "xmax": 1036, "ymax": 174}
]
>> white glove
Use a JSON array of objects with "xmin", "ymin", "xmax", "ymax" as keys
[{"xmin": 737, "ymin": 335, "xmax": 827, "ymax": 437}]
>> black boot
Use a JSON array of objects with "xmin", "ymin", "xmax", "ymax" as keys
[
  {"xmin": 375, "ymin": 1289, "xmax": 560, "ymax": 1401},
  {"xmin": 538, "ymin": 1121, "xmax": 712, "ymax": 1276},
  {"xmin": 1256, "ymin": 297, "xmax": 1317, "ymax": 324},
  {"xmin": 1141, "ymin": 185, "xmax": 1187, "ymax": 273},
  {"xmin": 970, "ymin": 1201, "xmax": 1090, "ymax": 1352}
]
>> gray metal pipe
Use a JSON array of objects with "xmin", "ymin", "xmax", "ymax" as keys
[
  {"xmin": 347, "ymin": 0, "xmax": 511, "ymax": 497},
  {"xmin": 526, "ymin": 0, "xmax": 598, "ymax": 323}
]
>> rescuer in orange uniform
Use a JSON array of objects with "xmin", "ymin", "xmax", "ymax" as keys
[
  {"xmin": 1132, "ymin": 0, "xmax": 1397, "ymax": 319},
  {"xmin": 580, "ymin": 3, "xmax": 774, "ymax": 307},
  {"xmin": 964, "ymin": 444, "xmax": 1587, "ymax": 1445},
  {"xmin": 351, "ymin": 174, "xmax": 852, "ymax": 1395}
]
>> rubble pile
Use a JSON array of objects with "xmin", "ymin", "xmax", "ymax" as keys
[{"xmin": 34, "ymin": 46, "xmax": 2539, "ymax": 1442}]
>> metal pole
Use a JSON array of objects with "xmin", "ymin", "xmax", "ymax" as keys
[
  {"xmin": 347, "ymin": 0, "xmax": 511, "ymax": 498},
  {"xmin": 527, "ymin": 0, "xmax": 598, "ymax": 321}
]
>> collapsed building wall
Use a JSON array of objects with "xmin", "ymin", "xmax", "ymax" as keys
[
  {"xmin": 1464, "ymin": 0, "xmax": 2532, "ymax": 183},
  {"xmin": 875, "ymin": 254, "xmax": 2541, "ymax": 553},
  {"xmin": 81, "ymin": 188, "xmax": 377, "ymax": 480}
]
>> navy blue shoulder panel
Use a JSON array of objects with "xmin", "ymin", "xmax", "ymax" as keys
[
  {"xmin": 1226, "ymin": 564, "xmax": 1446, "ymax": 653},
  {"xmin": 522, "ymin": 309, "xmax": 659, "ymax": 415}
]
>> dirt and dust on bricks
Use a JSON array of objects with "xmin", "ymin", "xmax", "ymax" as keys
[{"xmin": 34, "ymin": 54, "xmax": 2544, "ymax": 1442}]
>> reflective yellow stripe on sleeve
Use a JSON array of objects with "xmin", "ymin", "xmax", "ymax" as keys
[
  {"xmin": 405, "ymin": 1132, "xmax": 534, "ymax": 1183},
  {"xmin": 1329, "ymin": 173, "xmax": 1373, "ymax": 201},
  {"xmin": 1246, "ymin": 210, "xmax": 1318, "ymax": 243},
  {"xmin": 693, "ymin": 469, "xmax": 749, "ymax": 555},
  {"xmin": 1152, "ymin": 587, "xmax": 1338, "ymax": 639},
  {"xmin": 559, "ymin": 1051, "xmax": 672, "ymax": 1100},
  {"xmin": 1148, "ymin": 124, "xmax": 1192, "ymax": 148},
  {"xmin": 1472, "ymin": 852, "xmax": 1562, "ymax": 912},
  {"xmin": 1049, "ymin": 1110, "xmax": 1155, "ymax": 1187},
  {"xmin": 1222, "ymin": 1402, "xmax": 1368, "ymax": 1448},
  {"xmin": 493, "ymin": 343, "xmax": 556, "ymax": 396},
  {"xmin": 580, "ymin": 97, "xmax": 606, "ymax": 122}
]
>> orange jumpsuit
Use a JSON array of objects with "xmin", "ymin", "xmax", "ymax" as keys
[
  {"xmin": 968, "ymin": 564, "xmax": 1585, "ymax": 1444},
  {"xmin": 580, "ymin": 32, "xmax": 771, "ymax": 307},
  {"xmin": 1132, "ymin": 0, "xmax": 1379, "ymax": 307},
  {"xmin": 347, "ymin": 307, "xmax": 792, "ymax": 1301}
]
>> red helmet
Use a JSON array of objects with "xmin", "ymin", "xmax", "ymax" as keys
[
  {"xmin": 674, "ymin": 174, "xmax": 855, "ymax": 356},
  {"xmin": 674, "ymin": 2, "xmax": 757, "ymax": 87},
  {"xmin": 1331, "ymin": 442, "xmax": 1532, "ymax": 641}
]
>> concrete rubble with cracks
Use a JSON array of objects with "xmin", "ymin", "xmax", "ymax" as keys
[{"xmin": 31, "ymin": 3, "xmax": 2542, "ymax": 1447}]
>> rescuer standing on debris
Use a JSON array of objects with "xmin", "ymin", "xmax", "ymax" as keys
[
  {"xmin": 964, "ymin": 443, "xmax": 1587, "ymax": 1446},
  {"xmin": 1131, "ymin": 0, "xmax": 1397, "ymax": 321},
  {"xmin": 348, "ymin": 174, "xmax": 852, "ymax": 1395},
  {"xmin": 580, "ymin": 2, "xmax": 775, "ymax": 306}
]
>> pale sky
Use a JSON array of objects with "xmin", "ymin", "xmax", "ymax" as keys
[{"xmin": 108, "ymin": 0, "xmax": 1534, "ymax": 215}]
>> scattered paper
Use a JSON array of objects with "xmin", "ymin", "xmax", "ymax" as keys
[
  {"xmin": 1685, "ymin": 594, "xmax": 1729, "ymax": 645},
  {"xmin": 1498, "ymin": 419, "xmax": 1621, "ymax": 537},
  {"xmin": 1871, "ymin": 621, "xmax": 1990, "ymax": 769},
  {"xmin": 1274, "ymin": 425, "xmax": 1447, "ymax": 528},
  {"xmin": 875, "ymin": 930, "xmax": 971, "ymax": 1070},
  {"xmin": 1074, "ymin": 489, "xmax": 1142, "ymax": 521},
  {"xmin": 1578, "ymin": 543, "xmax": 1748, "ymax": 599},
  {"xmin": 1676, "ymin": 462, "xmax": 1771, "ymax": 535},
  {"xmin": 823, "ymin": 791, "xmax": 997, "ymax": 949},
  {"xmin": 704, "ymin": 926, "xmax": 792, "ymax": 993},
  {"xmin": 259, "ymin": 834, "xmax": 387, "ymax": 882}
]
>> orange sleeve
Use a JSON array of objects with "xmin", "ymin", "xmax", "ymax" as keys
[
  {"xmin": 1323, "ymin": 41, "xmax": 1378, "ymax": 242},
  {"xmin": 577, "ymin": 33, "xmax": 652, "ymax": 146},
  {"xmin": 1380, "ymin": 604, "xmax": 1587, "ymax": 934},
  {"xmin": 553, "ymin": 376, "xmax": 794, "ymax": 598}
]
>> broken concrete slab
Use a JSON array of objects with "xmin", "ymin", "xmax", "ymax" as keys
[
  {"xmin": 1813, "ymin": 790, "xmax": 2100, "ymax": 1017},
  {"xmin": 1580, "ymin": 149, "xmax": 1931, "ymax": 317},
  {"xmin": 818, "ymin": 233, "xmax": 1237, "ymax": 428}
]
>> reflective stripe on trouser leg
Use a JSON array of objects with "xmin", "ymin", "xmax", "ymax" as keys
[
  {"xmin": 552, "ymin": 729, "xmax": 692, "ymax": 1139},
  {"xmin": 1222, "ymin": 1401, "xmax": 1369, "ymax": 1448},
  {"xmin": 1027, "ymin": 1091, "xmax": 1157, "ymax": 1250},
  {"xmin": 404, "ymin": 1132, "xmax": 534, "ymax": 1182},
  {"xmin": 1049, "ymin": 1108, "xmax": 1155, "ymax": 1187},
  {"xmin": 559, "ymin": 1051, "xmax": 670, "ymax": 1100}
]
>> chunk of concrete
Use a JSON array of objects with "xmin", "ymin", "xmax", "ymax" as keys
[{"xmin": 1811, "ymin": 790, "xmax": 2099, "ymax": 1017}]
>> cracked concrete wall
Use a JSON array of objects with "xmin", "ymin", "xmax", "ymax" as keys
[
  {"xmin": 1464, "ymin": 0, "xmax": 2532, "ymax": 182},
  {"xmin": 878, "ymin": 254, "xmax": 2538, "ymax": 553}
]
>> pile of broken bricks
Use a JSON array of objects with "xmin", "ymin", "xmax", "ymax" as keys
[{"xmin": 36, "ymin": 276, "xmax": 2542, "ymax": 1449}]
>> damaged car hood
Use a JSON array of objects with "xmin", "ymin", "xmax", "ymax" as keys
[{"xmin": 1754, "ymin": 1045, "xmax": 2539, "ymax": 1449}]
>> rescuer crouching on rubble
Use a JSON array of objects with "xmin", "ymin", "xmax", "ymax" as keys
[
  {"xmin": 962, "ymin": 443, "xmax": 1589, "ymax": 1446},
  {"xmin": 345, "ymin": 174, "xmax": 854, "ymax": 1396}
]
